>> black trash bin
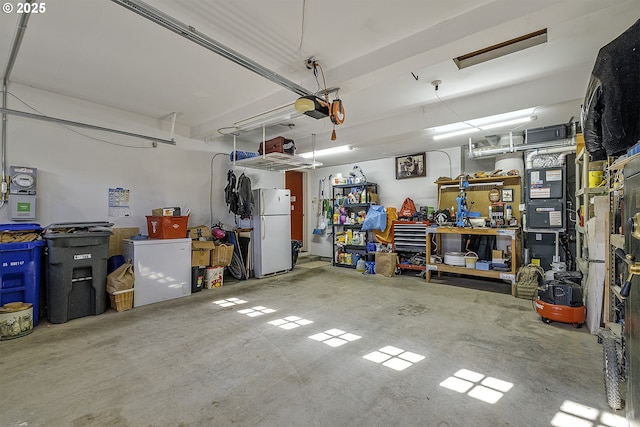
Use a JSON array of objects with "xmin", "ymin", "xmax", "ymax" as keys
[
  {"xmin": 291, "ymin": 240, "xmax": 303, "ymax": 269},
  {"xmin": 44, "ymin": 222, "xmax": 112, "ymax": 324}
]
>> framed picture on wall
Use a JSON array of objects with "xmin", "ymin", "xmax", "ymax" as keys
[
  {"xmin": 395, "ymin": 153, "xmax": 426, "ymax": 179},
  {"xmin": 501, "ymin": 188, "xmax": 514, "ymax": 203}
]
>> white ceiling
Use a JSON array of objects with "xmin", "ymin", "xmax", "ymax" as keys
[{"xmin": 1, "ymin": 0, "xmax": 638, "ymax": 166}]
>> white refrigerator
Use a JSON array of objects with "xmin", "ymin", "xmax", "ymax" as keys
[
  {"xmin": 251, "ymin": 188, "xmax": 292, "ymax": 278},
  {"xmin": 122, "ymin": 238, "xmax": 191, "ymax": 307}
]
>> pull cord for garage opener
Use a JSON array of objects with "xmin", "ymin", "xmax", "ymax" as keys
[{"xmin": 311, "ymin": 61, "xmax": 344, "ymax": 140}]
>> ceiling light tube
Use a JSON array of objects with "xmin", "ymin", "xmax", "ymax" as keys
[
  {"xmin": 479, "ymin": 116, "xmax": 535, "ymax": 131},
  {"xmin": 433, "ymin": 127, "xmax": 478, "ymax": 141},
  {"xmin": 299, "ymin": 145, "xmax": 353, "ymax": 158},
  {"xmin": 433, "ymin": 116, "xmax": 535, "ymax": 140}
]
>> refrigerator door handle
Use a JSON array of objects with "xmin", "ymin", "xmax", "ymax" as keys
[{"xmin": 262, "ymin": 216, "xmax": 266, "ymax": 240}]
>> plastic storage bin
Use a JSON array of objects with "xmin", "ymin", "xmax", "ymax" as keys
[
  {"xmin": 0, "ymin": 223, "xmax": 45, "ymax": 327},
  {"xmin": 146, "ymin": 216, "xmax": 189, "ymax": 239},
  {"xmin": 191, "ymin": 266, "xmax": 204, "ymax": 293},
  {"xmin": 44, "ymin": 222, "xmax": 112, "ymax": 324}
]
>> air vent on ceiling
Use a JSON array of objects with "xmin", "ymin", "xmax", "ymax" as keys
[{"xmin": 453, "ymin": 29, "xmax": 547, "ymax": 70}]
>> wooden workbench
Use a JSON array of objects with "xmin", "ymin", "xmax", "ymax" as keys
[{"xmin": 425, "ymin": 226, "xmax": 520, "ymax": 285}]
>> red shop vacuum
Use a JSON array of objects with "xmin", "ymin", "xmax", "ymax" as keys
[{"xmin": 535, "ymin": 278, "xmax": 586, "ymax": 328}]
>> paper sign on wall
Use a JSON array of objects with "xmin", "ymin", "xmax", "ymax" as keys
[{"xmin": 108, "ymin": 187, "xmax": 131, "ymax": 217}]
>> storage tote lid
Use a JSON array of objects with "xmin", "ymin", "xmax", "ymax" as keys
[
  {"xmin": 44, "ymin": 222, "xmax": 113, "ymax": 239},
  {"xmin": 0, "ymin": 223, "xmax": 42, "ymax": 232},
  {"xmin": 44, "ymin": 221, "xmax": 113, "ymax": 231}
]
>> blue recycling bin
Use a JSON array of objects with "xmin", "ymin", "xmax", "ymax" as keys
[{"xmin": 0, "ymin": 224, "xmax": 45, "ymax": 326}]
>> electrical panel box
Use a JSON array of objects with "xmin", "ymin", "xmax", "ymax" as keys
[
  {"xmin": 9, "ymin": 166, "xmax": 37, "ymax": 195},
  {"xmin": 9, "ymin": 166, "xmax": 37, "ymax": 220},
  {"xmin": 9, "ymin": 194, "xmax": 37, "ymax": 220}
]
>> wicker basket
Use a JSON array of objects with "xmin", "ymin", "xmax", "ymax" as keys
[{"xmin": 109, "ymin": 289, "xmax": 134, "ymax": 312}]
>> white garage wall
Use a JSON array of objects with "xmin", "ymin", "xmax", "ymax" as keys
[
  {"xmin": 306, "ymin": 149, "xmax": 462, "ymax": 258},
  {"xmin": 0, "ymin": 84, "xmax": 283, "ymax": 231}
]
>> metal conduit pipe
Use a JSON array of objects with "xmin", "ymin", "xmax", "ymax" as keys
[
  {"xmin": 2, "ymin": 4, "xmax": 34, "ymax": 203},
  {"xmin": 1, "ymin": 82, "xmax": 7, "ymax": 203},
  {"xmin": 467, "ymin": 136, "xmax": 575, "ymax": 159}
]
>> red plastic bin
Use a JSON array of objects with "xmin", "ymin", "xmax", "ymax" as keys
[{"xmin": 146, "ymin": 216, "xmax": 189, "ymax": 239}]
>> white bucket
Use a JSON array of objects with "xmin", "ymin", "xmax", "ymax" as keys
[{"xmin": 464, "ymin": 252, "xmax": 478, "ymax": 269}]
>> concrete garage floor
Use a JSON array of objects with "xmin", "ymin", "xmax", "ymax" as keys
[{"xmin": 1, "ymin": 263, "xmax": 626, "ymax": 427}]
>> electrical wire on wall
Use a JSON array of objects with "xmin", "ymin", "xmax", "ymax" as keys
[
  {"xmin": 425, "ymin": 149, "xmax": 453, "ymax": 178},
  {"xmin": 296, "ymin": 0, "xmax": 307, "ymax": 55},
  {"xmin": 431, "ymin": 82, "xmax": 480, "ymax": 132},
  {"xmin": 309, "ymin": 60, "xmax": 344, "ymax": 140},
  {"xmin": 6, "ymin": 91, "xmax": 157, "ymax": 149}
]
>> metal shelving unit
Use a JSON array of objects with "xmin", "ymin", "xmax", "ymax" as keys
[
  {"xmin": 575, "ymin": 148, "xmax": 608, "ymax": 272},
  {"xmin": 332, "ymin": 182, "xmax": 378, "ymax": 268},
  {"xmin": 604, "ymin": 156, "xmax": 627, "ymax": 328}
]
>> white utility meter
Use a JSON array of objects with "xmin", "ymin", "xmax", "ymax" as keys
[{"xmin": 9, "ymin": 165, "xmax": 37, "ymax": 220}]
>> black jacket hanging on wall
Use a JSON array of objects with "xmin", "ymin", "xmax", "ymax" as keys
[{"xmin": 582, "ymin": 19, "xmax": 640, "ymax": 160}]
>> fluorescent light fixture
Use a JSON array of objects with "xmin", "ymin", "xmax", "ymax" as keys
[
  {"xmin": 433, "ymin": 127, "xmax": 478, "ymax": 140},
  {"xmin": 299, "ymin": 145, "xmax": 353, "ymax": 158},
  {"xmin": 431, "ymin": 108, "xmax": 536, "ymax": 141},
  {"xmin": 234, "ymin": 103, "xmax": 302, "ymax": 132},
  {"xmin": 479, "ymin": 116, "xmax": 535, "ymax": 131}
]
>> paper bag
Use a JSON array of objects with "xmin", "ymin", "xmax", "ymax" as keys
[
  {"xmin": 106, "ymin": 261, "xmax": 134, "ymax": 294},
  {"xmin": 375, "ymin": 252, "xmax": 397, "ymax": 277}
]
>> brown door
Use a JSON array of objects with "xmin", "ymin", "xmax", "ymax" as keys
[{"xmin": 285, "ymin": 170, "xmax": 304, "ymax": 242}]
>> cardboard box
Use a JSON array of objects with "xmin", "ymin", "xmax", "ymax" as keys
[
  {"xmin": 188, "ymin": 225, "xmax": 211, "ymax": 239},
  {"xmin": 204, "ymin": 266, "xmax": 224, "ymax": 288},
  {"xmin": 109, "ymin": 227, "xmax": 139, "ymax": 257},
  {"xmin": 146, "ymin": 216, "xmax": 189, "ymax": 239},
  {"xmin": 492, "ymin": 249, "xmax": 504, "ymax": 259},
  {"xmin": 211, "ymin": 243, "xmax": 234, "ymax": 267},
  {"xmin": 152, "ymin": 207, "xmax": 181, "ymax": 216},
  {"xmin": 192, "ymin": 241, "xmax": 215, "ymax": 267}
]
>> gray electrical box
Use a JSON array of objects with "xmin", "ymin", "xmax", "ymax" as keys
[{"xmin": 9, "ymin": 166, "xmax": 37, "ymax": 220}]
